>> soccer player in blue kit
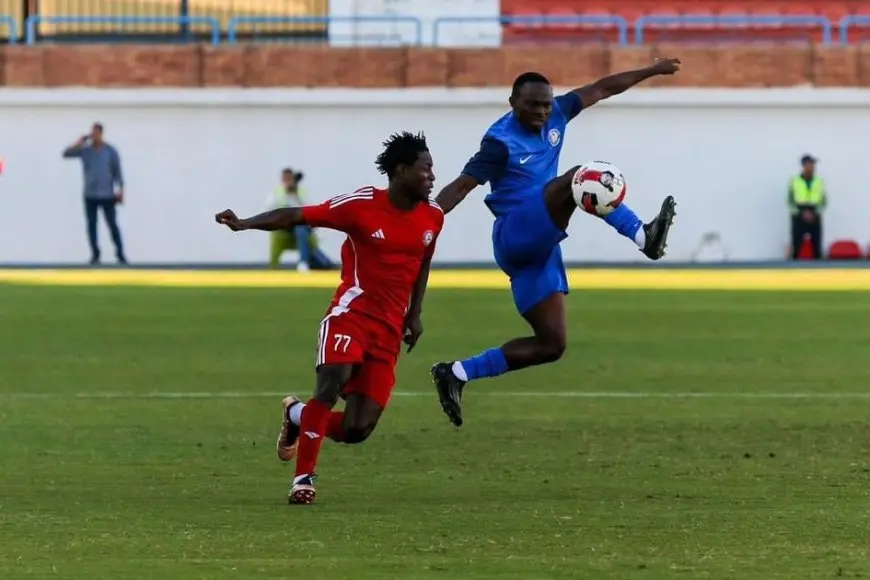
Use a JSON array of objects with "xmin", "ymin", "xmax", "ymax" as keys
[{"xmin": 431, "ymin": 58, "xmax": 681, "ymax": 427}]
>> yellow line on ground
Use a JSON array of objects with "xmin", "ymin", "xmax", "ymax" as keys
[{"xmin": 1, "ymin": 268, "xmax": 870, "ymax": 290}]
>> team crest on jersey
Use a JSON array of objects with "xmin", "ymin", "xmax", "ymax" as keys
[
  {"xmin": 548, "ymin": 128, "xmax": 561, "ymax": 147},
  {"xmin": 423, "ymin": 230, "xmax": 434, "ymax": 247}
]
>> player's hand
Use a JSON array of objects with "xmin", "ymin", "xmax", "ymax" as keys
[
  {"xmin": 215, "ymin": 209, "xmax": 246, "ymax": 231},
  {"xmin": 403, "ymin": 315, "xmax": 423, "ymax": 353},
  {"xmin": 652, "ymin": 58, "xmax": 681, "ymax": 75}
]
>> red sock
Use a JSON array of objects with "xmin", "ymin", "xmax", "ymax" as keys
[
  {"xmin": 326, "ymin": 412, "xmax": 346, "ymax": 442},
  {"xmin": 295, "ymin": 399, "xmax": 331, "ymax": 478}
]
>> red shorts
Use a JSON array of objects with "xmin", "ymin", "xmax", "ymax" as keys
[{"xmin": 315, "ymin": 312, "xmax": 400, "ymax": 408}]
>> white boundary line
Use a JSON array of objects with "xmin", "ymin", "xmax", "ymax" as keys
[{"xmin": 1, "ymin": 391, "xmax": 870, "ymax": 400}]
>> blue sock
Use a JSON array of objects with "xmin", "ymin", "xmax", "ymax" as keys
[
  {"xmin": 458, "ymin": 347, "xmax": 509, "ymax": 382},
  {"xmin": 603, "ymin": 204, "xmax": 643, "ymax": 241}
]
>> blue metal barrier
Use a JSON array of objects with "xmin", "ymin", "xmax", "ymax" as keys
[
  {"xmin": 227, "ymin": 16, "xmax": 423, "ymax": 45},
  {"xmin": 24, "ymin": 15, "xmax": 221, "ymax": 45},
  {"xmin": 839, "ymin": 15, "xmax": 870, "ymax": 44},
  {"xmin": 635, "ymin": 14, "xmax": 833, "ymax": 45},
  {"xmin": 433, "ymin": 15, "xmax": 629, "ymax": 46},
  {"xmin": 1, "ymin": 15, "xmax": 17, "ymax": 44}
]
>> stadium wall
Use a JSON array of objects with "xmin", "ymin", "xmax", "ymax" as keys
[
  {"xmin": 1, "ymin": 85, "xmax": 868, "ymax": 265},
  {"xmin": 0, "ymin": 45, "xmax": 868, "ymax": 88}
]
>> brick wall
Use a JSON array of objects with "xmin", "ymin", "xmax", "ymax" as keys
[{"xmin": 1, "ymin": 45, "xmax": 866, "ymax": 87}]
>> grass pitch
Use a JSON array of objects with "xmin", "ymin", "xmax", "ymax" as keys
[{"xmin": 1, "ymin": 283, "xmax": 869, "ymax": 579}]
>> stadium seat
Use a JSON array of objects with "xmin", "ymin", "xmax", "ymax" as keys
[
  {"xmin": 683, "ymin": 9, "xmax": 716, "ymax": 29},
  {"xmin": 827, "ymin": 240, "xmax": 863, "ymax": 260},
  {"xmin": 820, "ymin": 4, "xmax": 853, "ymax": 22},
  {"xmin": 499, "ymin": 0, "xmax": 870, "ymax": 43},
  {"xmin": 718, "ymin": 5, "xmax": 752, "ymax": 28}
]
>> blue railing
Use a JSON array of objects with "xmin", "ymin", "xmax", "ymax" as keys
[
  {"xmin": 635, "ymin": 14, "xmax": 833, "ymax": 44},
  {"xmin": 227, "ymin": 16, "xmax": 423, "ymax": 45},
  {"xmin": 6, "ymin": 12, "xmax": 870, "ymax": 46},
  {"xmin": 433, "ymin": 15, "xmax": 629, "ymax": 45},
  {"xmin": 0, "ymin": 15, "xmax": 17, "ymax": 44},
  {"xmin": 24, "ymin": 16, "xmax": 221, "ymax": 45},
  {"xmin": 840, "ymin": 15, "xmax": 870, "ymax": 44}
]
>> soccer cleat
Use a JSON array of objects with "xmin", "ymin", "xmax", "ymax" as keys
[
  {"xmin": 431, "ymin": 362, "xmax": 465, "ymax": 427},
  {"xmin": 277, "ymin": 395, "xmax": 302, "ymax": 462},
  {"xmin": 288, "ymin": 474, "xmax": 317, "ymax": 505},
  {"xmin": 641, "ymin": 195, "xmax": 677, "ymax": 260}
]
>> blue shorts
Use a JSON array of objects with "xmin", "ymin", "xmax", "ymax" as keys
[{"xmin": 492, "ymin": 192, "xmax": 569, "ymax": 314}]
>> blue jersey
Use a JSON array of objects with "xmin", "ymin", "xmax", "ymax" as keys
[{"xmin": 462, "ymin": 92, "xmax": 582, "ymax": 217}]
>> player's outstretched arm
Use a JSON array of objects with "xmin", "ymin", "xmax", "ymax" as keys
[
  {"xmin": 435, "ymin": 175, "xmax": 478, "ymax": 215},
  {"xmin": 437, "ymin": 138, "xmax": 508, "ymax": 214},
  {"xmin": 215, "ymin": 207, "xmax": 305, "ymax": 231},
  {"xmin": 572, "ymin": 58, "xmax": 681, "ymax": 109}
]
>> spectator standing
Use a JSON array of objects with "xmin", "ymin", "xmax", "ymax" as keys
[
  {"xmin": 788, "ymin": 154, "xmax": 827, "ymax": 260},
  {"xmin": 62, "ymin": 122, "xmax": 127, "ymax": 265},
  {"xmin": 268, "ymin": 167, "xmax": 333, "ymax": 271}
]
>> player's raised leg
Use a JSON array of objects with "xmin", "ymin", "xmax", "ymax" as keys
[
  {"xmin": 543, "ymin": 166, "xmax": 677, "ymax": 261},
  {"xmin": 433, "ymin": 172, "xmax": 676, "ymax": 427}
]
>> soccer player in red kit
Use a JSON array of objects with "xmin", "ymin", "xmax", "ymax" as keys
[{"xmin": 215, "ymin": 132, "xmax": 444, "ymax": 504}]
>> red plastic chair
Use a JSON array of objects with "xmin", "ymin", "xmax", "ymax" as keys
[{"xmin": 827, "ymin": 239, "xmax": 863, "ymax": 260}]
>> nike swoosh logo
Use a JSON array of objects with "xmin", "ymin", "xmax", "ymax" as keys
[{"xmin": 519, "ymin": 155, "xmax": 533, "ymax": 164}]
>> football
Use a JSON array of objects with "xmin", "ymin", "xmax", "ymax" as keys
[{"xmin": 571, "ymin": 161, "xmax": 627, "ymax": 217}]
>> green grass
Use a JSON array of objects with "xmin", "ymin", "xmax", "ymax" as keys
[{"xmin": 2, "ymin": 285, "xmax": 870, "ymax": 579}]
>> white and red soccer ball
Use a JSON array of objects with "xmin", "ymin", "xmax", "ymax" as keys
[{"xmin": 571, "ymin": 161, "xmax": 626, "ymax": 217}]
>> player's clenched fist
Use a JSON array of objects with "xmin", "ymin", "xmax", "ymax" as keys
[
  {"xmin": 403, "ymin": 315, "xmax": 424, "ymax": 353},
  {"xmin": 215, "ymin": 209, "xmax": 245, "ymax": 231},
  {"xmin": 652, "ymin": 58, "xmax": 680, "ymax": 75}
]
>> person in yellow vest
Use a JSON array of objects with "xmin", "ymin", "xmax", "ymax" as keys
[
  {"xmin": 788, "ymin": 154, "xmax": 827, "ymax": 260},
  {"xmin": 268, "ymin": 168, "xmax": 333, "ymax": 271}
]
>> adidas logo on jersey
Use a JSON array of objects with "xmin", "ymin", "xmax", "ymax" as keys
[{"xmin": 371, "ymin": 229, "xmax": 385, "ymax": 240}]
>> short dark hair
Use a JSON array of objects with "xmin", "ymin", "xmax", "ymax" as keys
[
  {"xmin": 93, "ymin": 122, "xmax": 104, "ymax": 132},
  {"xmin": 375, "ymin": 131, "xmax": 428, "ymax": 178},
  {"xmin": 511, "ymin": 72, "xmax": 551, "ymax": 98}
]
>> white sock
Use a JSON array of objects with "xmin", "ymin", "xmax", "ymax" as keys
[
  {"xmin": 289, "ymin": 402, "xmax": 305, "ymax": 426},
  {"xmin": 452, "ymin": 361, "xmax": 468, "ymax": 381},
  {"xmin": 634, "ymin": 228, "xmax": 646, "ymax": 249}
]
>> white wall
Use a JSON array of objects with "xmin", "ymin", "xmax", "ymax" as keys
[
  {"xmin": 328, "ymin": 0, "xmax": 502, "ymax": 47},
  {"xmin": 0, "ymin": 87, "xmax": 867, "ymax": 265}
]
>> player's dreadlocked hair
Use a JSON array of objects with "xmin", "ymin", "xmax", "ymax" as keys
[
  {"xmin": 375, "ymin": 131, "xmax": 429, "ymax": 178},
  {"xmin": 511, "ymin": 72, "xmax": 551, "ymax": 98}
]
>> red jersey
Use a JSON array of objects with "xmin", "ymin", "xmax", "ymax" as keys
[{"xmin": 301, "ymin": 186, "xmax": 444, "ymax": 337}]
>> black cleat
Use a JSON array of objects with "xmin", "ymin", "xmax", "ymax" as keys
[
  {"xmin": 641, "ymin": 195, "xmax": 677, "ymax": 260},
  {"xmin": 431, "ymin": 362, "xmax": 465, "ymax": 427}
]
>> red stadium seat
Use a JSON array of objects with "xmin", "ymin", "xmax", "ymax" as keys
[
  {"xmin": 828, "ymin": 240, "xmax": 863, "ymax": 260},
  {"xmin": 500, "ymin": 0, "xmax": 863, "ymax": 42},
  {"xmin": 718, "ymin": 5, "xmax": 752, "ymax": 28}
]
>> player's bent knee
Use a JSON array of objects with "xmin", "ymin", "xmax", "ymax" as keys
[
  {"xmin": 342, "ymin": 422, "xmax": 375, "ymax": 444},
  {"xmin": 341, "ymin": 406, "xmax": 380, "ymax": 444},
  {"xmin": 538, "ymin": 336, "xmax": 567, "ymax": 364},
  {"xmin": 544, "ymin": 166, "xmax": 580, "ymax": 199}
]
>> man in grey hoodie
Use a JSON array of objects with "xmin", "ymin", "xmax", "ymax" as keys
[{"xmin": 63, "ymin": 122, "xmax": 127, "ymax": 265}]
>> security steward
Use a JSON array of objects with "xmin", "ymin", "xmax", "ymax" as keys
[{"xmin": 788, "ymin": 154, "xmax": 827, "ymax": 260}]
